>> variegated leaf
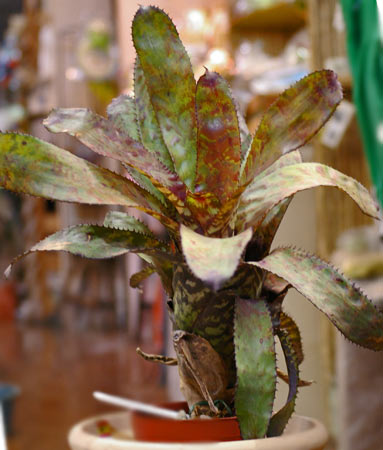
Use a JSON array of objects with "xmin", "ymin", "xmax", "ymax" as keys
[
  {"xmin": 172, "ymin": 264, "xmax": 236, "ymax": 384},
  {"xmin": 107, "ymin": 95, "xmax": 171, "ymax": 206},
  {"xmin": 245, "ymin": 200, "xmax": 290, "ymax": 259},
  {"xmin": 280, "ymin": 312, "xmax": 304, "ymax": 365},
  {"xmin": 43, "ymin": 108, "xmax": 187, "ymax": 204},
  {"xmin": 206, "ymin": 185, "xmax": 247, "ymax": 237},
  {"xmin": 232, "ymin": 97, "xmax": 251, "ymax": 161},
  {"xmin": 185, "ymin": 191, "xmax": 221, "ymax": 233},
  {"xmin": 234, "ymin": 298, "xmax": 276, "ymax": 439},
  {"xmin": 130, "ymin": 265, "xmax": 156, "ymax": 288},
  {"xmin": 124, "ymin": 165, "xmax": 168, "ymax": 206},
  {"xmin": 222, "ymin": 263, "xmax": 263, "ymax": 300},
  {"xmin": 237, "ymin": 163, "xmax": 381, "ymax": 231},
  {"xmin": 0, "ymin": 133, "xmax": 162, "ymax": 212},
  {"xmin": 144, "ymin": 255, "xmax": 174, "ymax": 297},
  {"xmin": 240, "ymin": 70, "xmax": 342, "ymax": 185},
  {"xmin": 212, "ymin": 116, "xmax": 301, "ymax": 238},
  {"xmin": 103, "ymin": 210, "xmax": 176, "ymax": 293},
  {"xmin": 267, "ymin": 330, "xmax": 299, "ymax": 437},
  {"xmin": 195, "ymin": 70, "xmax": 241, "ymax": 203},
  {"xmin": 5, "ymin": 224, "xmax": 171, "ymax": 276},
  {"xmin": 103, "ymin": 211, "xmax": 154, "ymax": 236},
  {"xmin": 106, "ymin": 94, "xmax": 140, "ymax": 140},
  {"xmin": 242, "ymin": 151, "xmax": 302, "ymax": 257},
  {"xmin": 134, "ymin": 59, "xmax": 174, "ymax": 171},
  {"xmin": 256, "ymin": 149, "xmax": 303, "ymax": 179},
  {"xmin": 180, "ymin": 224, "xmax": 252, "ymax": 290},
  {"xmin": 251, "ymin": 247, "xmax": 383, "ymax": 350},
  {"xmin": 0, "ymin": 133, "xmax": 179, "ymax": 233},
  {"xmin": 106, "ymin": 96, "xmax": 165, "ymax": 206},
  {"xmin": 132, "ymin": 6, "xmax": 197, "ymax": 189},
  {"xmin": 241, "ymin": 133, "xmax": 252, "ymax": 162},
  {"xmin": 262, "ymin": 272, "xmax": 290, "ymax": 298}
]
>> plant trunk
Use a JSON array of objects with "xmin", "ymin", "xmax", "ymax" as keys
[{"xmin": 171, "ymin": 264, "xmax": 259, "ymax": 413}]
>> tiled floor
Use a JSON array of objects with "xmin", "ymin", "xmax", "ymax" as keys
[{"xmin": 0, "ymin": 322, "xmax": 167, "ymax": 450}]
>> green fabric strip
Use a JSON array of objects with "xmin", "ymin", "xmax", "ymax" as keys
[{"xmin": 341, "ymin": 0, "xmax": 383, "ymax": 208}]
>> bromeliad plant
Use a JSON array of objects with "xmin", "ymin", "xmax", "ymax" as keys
[{"xmin": 0, "ymin": 6, "xmax": 382, "ymax": 440}]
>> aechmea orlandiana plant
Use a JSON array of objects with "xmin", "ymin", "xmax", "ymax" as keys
[{"xmin": 0, "ymin": 5, "xmax": 382, "ymax": 440}]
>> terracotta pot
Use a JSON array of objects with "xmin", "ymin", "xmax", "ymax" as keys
[
  {"xmin": 68, "ymin": 406, "xmax": 328, "ymax": 450},
  {"xmin": 131, "ymin": 402, "xmax": 241, "ymax": 442},
  {"xmin": 0, "ymin": 282, "xmax": 16, "ymax": 322}
]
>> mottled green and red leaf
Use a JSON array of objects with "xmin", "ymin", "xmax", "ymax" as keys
[
  {"xmin": 44, "ymin": 108, "xmax": 186, "ymax": 205},
  {"xmin": 267, "ymin": 330, "xmax": 299, "ymax": 437},
  {"xmin": 237, "ymin": 162, "xmax": 381, "ymax": 231},
  {"xmin": 132, "ymin": 6, "xmax": 197, "ymax": 189},
  {"xmin": 241, "ymin": 70, "xmax": 342, "ymax": 185},
  {"xmin": 134, "ymin": 58, "xmax": 174, "ymax": 171},
  {"xmin": 5, "ymin": 224, "xmax": 172, "ymax": 276},
  {"xmin": 234, "ymin": 298, "xmax": 276, "ymax": 439},
  {"xmin": 107, "ymin": 94, "xmax": 140, "ymax": 140},
  {"xmin": 242, "ymin": 151, "xmax": 302, "ymax": 257},
  {"xmin": 251, "ymin": 247, "xmax": 383, "ymax": 351},
  {"xmin": 195, "ymin": 70, "xmax": 241, "ymax": 203},
  {"xmin": 0, "ymin": 133, "xmax": 179, "ymax": 233},
  {"xmin": 180, "ymin": 224, "xmax": 252, "ymax": 290}
]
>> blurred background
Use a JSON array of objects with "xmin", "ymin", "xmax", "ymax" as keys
[{"xmin": 0, "ymin": 1, "xmax": 382, "ymax": 449}]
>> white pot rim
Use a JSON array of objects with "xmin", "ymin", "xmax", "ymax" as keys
[{"xmin": 68, "ymin": 412, "xmax": 328, "ymax": 450}]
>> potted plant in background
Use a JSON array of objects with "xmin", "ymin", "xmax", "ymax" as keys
[{"xmin": 0, "ymin": 5, "xmax": 382, "ymax": 449}]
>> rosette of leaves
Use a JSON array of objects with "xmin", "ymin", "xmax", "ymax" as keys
[{"xmin": 0, "ymin": 5, "xmax": 382, "ymax": 440}]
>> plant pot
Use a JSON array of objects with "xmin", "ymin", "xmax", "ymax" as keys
[
  {"xmin": 0, "ymin": 384, "xmax": 20, "ymax": 435},
  {"xmin": 131, "ymin": 402, "xmax": 241, "ymax": 442},
  {"xmin": 0, "ymin": 282, "xmax": 16, "ymax": 322},
  {"xmin": 68, "ymin": 403, "xmax": 328, "ymax": 450}
]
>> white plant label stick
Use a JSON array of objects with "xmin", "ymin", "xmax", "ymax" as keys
[{"xmin": 0, "ymin": 405, "xmax": 7, "ymax": 450}]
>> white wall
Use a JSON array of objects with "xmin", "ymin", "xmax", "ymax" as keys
[
  {"xmin": 272, "ymin": 189, "xmax": 328, "ymax": 424},
  {"xmin": 115, "ymin": 0, "xmax": 227, "ymax": 88}
]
